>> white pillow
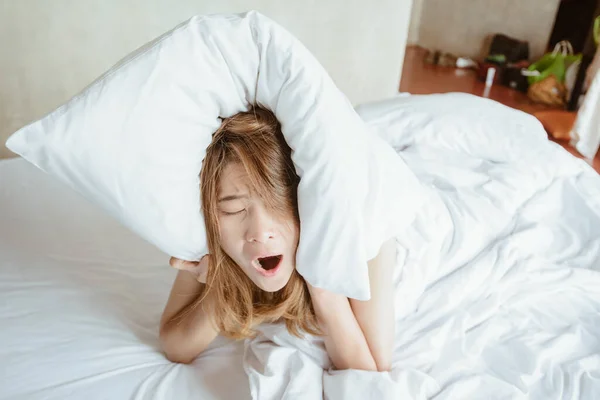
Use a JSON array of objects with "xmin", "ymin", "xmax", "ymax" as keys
[
  {"xmin": 355, "ymin": 93, "xmax": 549, "ymax": 162},
  {"xmin": 6, "ymin": 11, "xmax": 423, "ymax": 301}
]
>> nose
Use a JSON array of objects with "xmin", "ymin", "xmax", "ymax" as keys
[{"xmin": 245, "ymin": 206, "xmax": 275, "ymax": 243}]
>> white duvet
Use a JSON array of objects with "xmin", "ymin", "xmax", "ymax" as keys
[{"xmin": 1, "ymin": 95, "xmax": 600, "ymax": 399}]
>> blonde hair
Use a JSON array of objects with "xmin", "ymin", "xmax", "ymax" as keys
[{"xmin": 197, "ymin": 106, "xmax": 320, "ymax": 339}]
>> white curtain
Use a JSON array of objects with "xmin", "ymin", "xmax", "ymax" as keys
[
  {"xmin": 585, "ymin": 43, "xmax": 600, "ymax": 92},
  {"xmin": 572, "ymin": 56, "xmax": 600, "ymax": 159}
]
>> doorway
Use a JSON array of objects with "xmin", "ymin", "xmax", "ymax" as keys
[{"xmin": 548, "ymin": 0, "xmax": 598, "ymax": 53}]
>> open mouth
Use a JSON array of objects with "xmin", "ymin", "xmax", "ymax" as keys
[
  {"xmin": 252, "ymin": 255, "xmax": 283, "ymax": 276},
  {"xmin": 257, "ymin": 255, "xmax": 282, "ymax": 271}
]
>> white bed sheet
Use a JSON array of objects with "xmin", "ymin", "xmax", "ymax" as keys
[
  {"xmin": 0, "ymin": 158, "xmax": 250, "ymax": 400},
  {"xmin": 241, "ymin": 98, "xmax": 600, "ymax": 399},
  {"xmin": 2, "ymin": 97, "xmax": 600, "ymax": 399}
]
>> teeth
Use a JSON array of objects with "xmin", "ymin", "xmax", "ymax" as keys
[{"xmin": 252, "ymin": 259, "xmax": 262, "ymax": 269}]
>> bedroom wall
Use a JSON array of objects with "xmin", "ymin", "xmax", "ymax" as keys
[
  {"xmin": 0, "ymin": 0, "xmax": 413, "ymax": 159},
  {"xmin": 407, "ymin": 0, "xmax": 424, "ymax": 44},
  {"xmin": 408, "ymin": 0, "xmax": 561, "ymax": 60}
]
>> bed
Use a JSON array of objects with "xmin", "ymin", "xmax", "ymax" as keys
[
  {"xmin": 1, "ymin": 94, "xmax": 600, "ymax": 399},
  {"xmin": 0, "ymin": 157, "xmax": 251, "ymax": 399}
]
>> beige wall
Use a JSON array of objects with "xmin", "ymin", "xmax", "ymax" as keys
[
  {"xmin": 409, "ymin": 0, "xmax": 561, "ymax": 60},
  {"xmin": 407, "ymin": 0, "xmax": 424, "ymax": 44},
  {"xmin": 0, "ymin": 0, "xmax": 413, "ymax": 159}
]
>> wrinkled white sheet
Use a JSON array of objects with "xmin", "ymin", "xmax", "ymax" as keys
[
  {"xmin": 244, "ymin": 104, "xmax": 600, "ymax": 399},
  {"xmin": 2, "ymin": 98, "xmax": 600, "ymax": 399}
]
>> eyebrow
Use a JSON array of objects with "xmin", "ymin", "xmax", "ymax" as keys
[{"xmin": 218, "ymin": 194, "xmax": 248, "ymax": 203}]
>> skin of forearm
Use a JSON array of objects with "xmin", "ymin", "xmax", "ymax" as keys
[
  {"xmin": 350, "ymin": 239, "xmax": 396, "ymax": 371},
  {"xmin": 309, "ymin": 286, "xmax": 378, "ymax": 371},
  {"xmin": 160, "ymin": 288, "xmax": 219, "ymax": 364}
]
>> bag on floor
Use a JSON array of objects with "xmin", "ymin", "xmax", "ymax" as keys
[
  {"xmin": 527, "ymin": 41, "xmax": 581, "ymax": 106},
  {"xmin": 527, "ymin": 41, "xmax": 581, "ymax": 85}
]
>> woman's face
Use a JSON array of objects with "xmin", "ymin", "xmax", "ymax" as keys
[{"xmin": 216, "ymin": 162, "xmax": 299, "ymax": 292}]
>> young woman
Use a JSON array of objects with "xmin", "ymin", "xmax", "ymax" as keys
[{"xmin": 159, "ymin": 107, "xmax": 396, "ymax": 371}]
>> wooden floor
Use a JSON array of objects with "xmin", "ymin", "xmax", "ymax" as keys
[{"xmin": 399, "ymin": 46, "xmax": 600, "ymax": 173}]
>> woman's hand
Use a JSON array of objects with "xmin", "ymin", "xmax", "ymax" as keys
[{"xmin": 169, "ymin": 255, "xmax": 210, "ymax": 284}]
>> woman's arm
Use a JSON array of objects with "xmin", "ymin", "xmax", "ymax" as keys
[
  {"xmin": 159, "ymin": 257, "xmax": 219, "ymax": 364},
  {"xmin": 349, "ymin": 238, "xmax": 396, "ymax": 371},
  {"xmin": 308, "ymin": 238, "xmax": 396, "ymax": 372},
  {"xmin": 308, "ymin": 284, "xmax": 377, "ymax": 371}
]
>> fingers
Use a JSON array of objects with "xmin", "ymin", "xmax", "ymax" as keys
[
  {"xmin": 198, "ymin": 254, "xmax": 210, "ymax": 268},
  {"xmin": 169, "ymin": 256, "xmax": 200, "ymax": 271}
]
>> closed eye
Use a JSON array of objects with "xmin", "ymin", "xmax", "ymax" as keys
[{"xmin": 221, "ymin": 209, "xmax": 245, "ymax": 216}]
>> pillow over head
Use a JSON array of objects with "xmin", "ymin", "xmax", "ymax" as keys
[{"xmin": 6, "ymin": 11, "xmax": 423, "ymax": 300}]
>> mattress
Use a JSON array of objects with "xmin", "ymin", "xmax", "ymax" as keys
[
  {"xmin": 0, "ymin": 158, "xmax": 250, "ymax": 400},
  {"xmin": 2, "ymin": 95, "xmax": 600, "ymax": 399}
]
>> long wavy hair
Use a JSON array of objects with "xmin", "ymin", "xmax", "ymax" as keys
[{"xmin": 194, "ymin": 106, "xmax": 320, "ymax": 340}]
